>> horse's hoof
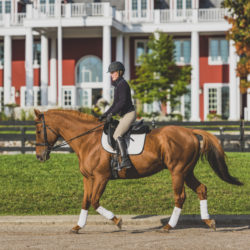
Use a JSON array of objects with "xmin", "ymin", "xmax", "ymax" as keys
[
  {"xmin": 203, "ymin": 219, "xmax": 216, "ymax": 231},
  {"xmin": 70, "ymin": 225, "xmax": 81, "ymax": 234},
  {"xmin": 162, "ymin": 224, "xmax": 172, "ymax": 232},
  {"xmin": 112, "ymin": 216, "xmax": 122, "ymax": 230}
]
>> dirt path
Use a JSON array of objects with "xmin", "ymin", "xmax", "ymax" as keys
[{"xmin": 0, "ymin": 223, "xmax": 249, "ymax": 250}]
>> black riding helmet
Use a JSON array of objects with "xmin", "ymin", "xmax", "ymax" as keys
[{"xmin": 107, "ymin": 61, "xmax": 125, "ymax": 73}]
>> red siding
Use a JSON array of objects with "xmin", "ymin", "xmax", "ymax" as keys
[{"xmin": 199, "ymin": 35, "xmax": 229, "ymax": 120}]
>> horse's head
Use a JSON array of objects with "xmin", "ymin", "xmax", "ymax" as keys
[{"xmin": 34, "ymin": 109, "xmax": 59, "ymax": 162}]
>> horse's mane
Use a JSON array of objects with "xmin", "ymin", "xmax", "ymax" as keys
[{"xmin": 46, "ymin": 109, "xmax": 98, "ymax": 122}]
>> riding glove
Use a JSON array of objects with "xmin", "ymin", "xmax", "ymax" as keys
[
  {"xmin": 99, "ymin": 114, "xmax": 106, "ymax": 121},
  {"xmin": 106, "ymin": 113, "xmax": 113, "ymax": 123}
]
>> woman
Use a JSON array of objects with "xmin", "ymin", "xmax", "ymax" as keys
[{"xmin": 99, "ymin": 61, "xmax": 136, "ymax": 169}]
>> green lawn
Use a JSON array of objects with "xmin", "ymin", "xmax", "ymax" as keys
[{"xmin": 0, "ymin": 153, "xmax": 249, "ymax": 215}]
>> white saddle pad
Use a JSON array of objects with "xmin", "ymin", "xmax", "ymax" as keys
[{"xmin": 101, "ymin": 133, "xmax": 147, "ymax": 155}]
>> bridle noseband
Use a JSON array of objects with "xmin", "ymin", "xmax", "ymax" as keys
[{"xmin": 35, "ymin": 114, "xmax": 58, "ymax": 151}]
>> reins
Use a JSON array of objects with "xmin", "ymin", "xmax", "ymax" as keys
[{"xmin": 36, "ymin": 114, "xmax": 104, "ymax": 151}]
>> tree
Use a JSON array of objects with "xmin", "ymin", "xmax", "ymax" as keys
[
  {"xmin": 129, "ymin": 32, "xmax": 191, "ymax": 113},
  {"xmin": 222, "ymin": 0, "xmax": 250, "ymax": 93}
]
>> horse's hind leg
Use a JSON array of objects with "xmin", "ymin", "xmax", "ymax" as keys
[
  {"xmin": 163, "ymin": 174, "xmax": 186, "ymax": 232},
  {"xmin": 185, "ymin": 171, "xmax": 216, "ymax": 230},
  {"xmin": 71, "ymin": 177, "xmax": 92, "ymax": 233}
]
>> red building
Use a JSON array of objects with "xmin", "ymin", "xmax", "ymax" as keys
[{"xmin": 0, "ymin": 0, "xmax": 244, "ymax": 120}]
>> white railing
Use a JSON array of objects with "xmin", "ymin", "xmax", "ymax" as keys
[
  {"xmin": 11, "ymin": 13, "xmax": 26, "ymax": 25},
  {"xmin": 198, "ymin": 8, "xmax": 228, "ymax": 22},
  {"xmin": 71, "ymin": 3, "xmax": 103, "ymax": 17},
  {"xmin": 160, "ymin": 9, "xmax": 193, "ymax": 23},
  {"xmin": 120, "ymin": 10, "xmax": 154, "ymax": 23}
]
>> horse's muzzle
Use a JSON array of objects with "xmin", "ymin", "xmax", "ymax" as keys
[{"xmin": 36, "ymin": 150, "xmax": 50, "ymax": 162}]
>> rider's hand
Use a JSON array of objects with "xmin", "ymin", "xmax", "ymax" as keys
[
  {"xmin": 106, "ymin": 113, "xmax": 113, "ymax": 123},
  {"xmin": 99, "ymin": 114, "xmax": 106, "ymax": 122}
]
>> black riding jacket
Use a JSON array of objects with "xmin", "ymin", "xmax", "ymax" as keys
[{"xmin": 104, "ymin": 77, "xmax": 135, "ymax": 117}]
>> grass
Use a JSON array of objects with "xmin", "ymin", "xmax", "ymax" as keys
[{"xmin": 0, "ymin": 153, "xmax": 249, "ymax": 216}]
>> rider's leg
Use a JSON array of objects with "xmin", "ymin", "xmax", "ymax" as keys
[{"xmin": 113, "ymin": 111, "xmax": 136, "ymax": 169}]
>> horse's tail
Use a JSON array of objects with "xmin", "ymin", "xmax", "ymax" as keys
[{"xmin": 192, "ymin": 129, "xmax": 243, "ymax": 186}]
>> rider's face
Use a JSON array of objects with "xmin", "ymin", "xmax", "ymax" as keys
[{"xmin": 110, "ymin": 71, "xmax": 119, "ymax": 81}]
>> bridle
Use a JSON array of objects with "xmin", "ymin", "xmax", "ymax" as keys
[{"xmin": 35, "ymin": 113, "xmax": 104, "ymax": 152}]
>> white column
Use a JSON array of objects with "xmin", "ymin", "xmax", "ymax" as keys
[
  {"xmin": 190, "ymin": 31, "xmax": 200, "ymax": 121},
  {"xmin": 102, "ymin": 25, "xmax": 111, "ymax": 103},
  {"xmin": 116, "ymin": 33, "xmax": 123, "ymax": 63},
  {"xmin": 25, "ymin": 27, "xmax": 34, "ymax": 106},
  {"xmin": 49, "ymin": 38, "xmax": 57, "ymax": 106},
  {"xmin": 124, "ymin": 35, "xmax": 130, "ymax": 80},
  {"xmin": 57, "ymin": 25, "xmax": 63, "ymax": 107},
  {"xmin": 229, "ymin": 40, "xmax": 239, "ymax": 120},
  {"xmin": 41, "ymin": 34, "xmax": 49, "ymax": 106},
  {"xmin": 4, "ymin": 35, "xmax": 12, "ymax": 114}
]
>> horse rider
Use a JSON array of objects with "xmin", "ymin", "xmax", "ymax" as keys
[{"xmin": 99, "ymin": 61, "xmax": 136, "ymax": 169}]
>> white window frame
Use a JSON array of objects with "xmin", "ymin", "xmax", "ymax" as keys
[
  {"xmin": 208, "ymin": 38, "xmax": 229, "ymax": 65},
  {"xmin": 134, "ymin": 39, "xmax": 149, "ymax": 66},
  {"xmin": 62, "ymin": 86, "xmax": 76, "ymax": 108},
  {"xmin": 129, "ymin": 0, "xmax": 152, "ymax": 21},
  {"xmin": 0, "ymin": 86, "xmax": 16, "ymax": 110},
  {"xmin": 204, "ymin": 83, "xmax": 229, "ymax": 120},
  {"xmin": 173, "ymin": 38, "xmax": 191, "ymax": 65},
  {"xmin": 20, "ymin": 86, "xmax": 41, "ymax": 107},
  {"xmin": 33, "ymin": 41, "xmax": 41, "ymax": 68}
]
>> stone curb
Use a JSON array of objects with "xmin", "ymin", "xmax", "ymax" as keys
[{"xmin": 0, "ymin": 215, "xmax": 249, "ymax": 226}]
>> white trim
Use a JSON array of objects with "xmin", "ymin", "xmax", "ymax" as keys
[{"xmin": 204, "ymin": 83, "xmax": 229, "ymax": 120}]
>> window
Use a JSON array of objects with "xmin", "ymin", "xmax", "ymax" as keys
[
  {"xmin": 204, "ymin": 84, "xmax": 229, "ymax": 120},
  {"xmin": 0, "ymin": 43, "xmax": 3, "ymax": 67},
  {"xmin": 174, "ymin": 39, "xmax": 191, "ymax": 64},
  {"xmin": 131, "ymin": 0, "xmax": 148, "ymax": 19},
  {"xmin": 76, "ymin": 56, "xmax": 102, "ymax": 84},
  {"xmin": 20, "ymin": 87, "xmax": 41, "ymax": 107},
  {"xmin": 33, "ymin": 41, "xmax": 41, "ymax": 66},
  {"xmin": 186, "ymin": 0, "xmax": 192, "ymax": 8},
  {"xmin": 0, "ymin": 2, "xmax": 2, "ymax": 14},
  {"xmin": 0, "ymin": 88, "xmax": 3, "ymax": 111},
  {"xmin": 177, "ymin": 0, "xmax": 182, "ymax": 9},
  {"xmin": 5, "ymin": 1, "xmax": 11, "ymax": 13},
  {"xmin": 135, "ymin": 40, "xmax": 151, "ymax": 65},
  {"xmin": 209, "ymin": 38, "xmax": 229, "ymax": 65},
  {"xmin": 63, "ymin": 90, "xmax": 72, "ymax": 106}
]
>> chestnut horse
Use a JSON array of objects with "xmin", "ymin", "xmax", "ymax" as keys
[{"xmin": 34, "ymin": 109, "xmax": 242, "ymax": 233}]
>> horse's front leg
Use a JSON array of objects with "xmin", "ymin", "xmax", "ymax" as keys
[
  {"xmin": 91, "ymin": 174, "xmax": 122, "ymax": 230},
  {"xmin": 71, "ymin": 177, "xmax": 92, "ymax": 234}
]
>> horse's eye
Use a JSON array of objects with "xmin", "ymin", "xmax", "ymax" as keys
[{"xmin": 37, "ymin": 131, "xmax": 41, "ymax": 134}]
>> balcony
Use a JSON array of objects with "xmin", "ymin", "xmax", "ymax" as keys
[
  {"xmin": 117, "ymin": 8, "xmax": 229, "ymax": 24},
  {"xmin": 0, "ymin": 3, "xmax": 229, "ymax": 28}
]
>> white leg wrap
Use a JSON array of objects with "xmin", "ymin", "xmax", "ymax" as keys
[
  {"xmin": 200, "ymin": 200, "xmax": 210, "ymax": 220},
  {"xmin": 77, "ymin": 209, "xmax": 88, "ymax": 228},
  {"xmin": 96, "ymin": 206, "xmax": 114, "ymax": 220},
  {"xmin": 168, "ymin": 207, "xmax": 182, "ymax": 228}
]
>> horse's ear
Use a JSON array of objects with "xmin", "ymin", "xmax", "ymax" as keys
[{"xmin": 34, "ymin": 109, "xmax": 42, "ymax": 118}]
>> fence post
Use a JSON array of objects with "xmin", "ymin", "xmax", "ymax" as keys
[
  {"xmin": 219, "ymin": 126, "xmax": 224, "ymax": 149},
  {"xmin": 21, "ymin": 127, "xmax": 26, "ymax": 154},
  {"xmin": 240, "ymin": 120, "xmax": 245, "ymax": 152}
]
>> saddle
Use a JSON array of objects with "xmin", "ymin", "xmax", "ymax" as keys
[{"xmin": 103, "ymin": 118, "xmax": 151, "ymax": 149}]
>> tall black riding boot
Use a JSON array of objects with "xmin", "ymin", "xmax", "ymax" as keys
[{"xmin": 116, "ymin": 136, "xmax": 132, "ymax": 169}]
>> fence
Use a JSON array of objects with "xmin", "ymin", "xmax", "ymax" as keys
[{"xmin": 1, "ymin": 120, "xmax": 250, "ymax": 153}]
